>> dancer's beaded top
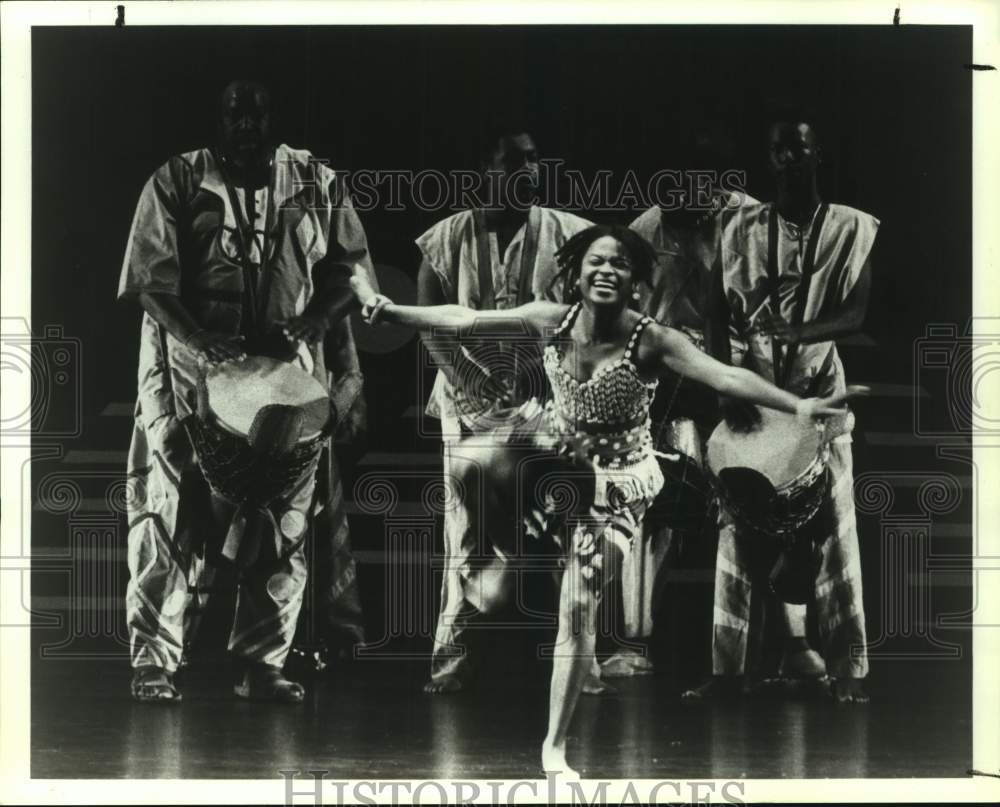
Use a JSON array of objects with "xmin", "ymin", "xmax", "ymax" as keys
[{"xmin": 542, "ymin": 303, "xmax": 660, "ymax": 473}]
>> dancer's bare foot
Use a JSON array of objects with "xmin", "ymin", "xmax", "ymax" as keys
[
  {"xmin": 832, "ymin": 677, "xmax": 869, "ymax": 704},
  {"xmin": 542, "ymin": 738, "xmax": 580, "ymax": 780},
  {"xmin": 423, "ymin": 675, "xmax": 463, "ymax": 695}
]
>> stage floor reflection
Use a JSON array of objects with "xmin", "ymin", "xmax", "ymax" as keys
[{"xmin": 31, "ymin": 655, "xmax": 970, "ymax": 780}]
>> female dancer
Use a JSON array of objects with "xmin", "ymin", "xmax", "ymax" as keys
[{"xmin": 352, "ymin": 224, "xmax": 862, "ymax": 778}]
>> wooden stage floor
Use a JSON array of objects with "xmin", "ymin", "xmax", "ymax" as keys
[{"xmin": 31, "ymin": 654, "xmax": 971, "ymax": 781}]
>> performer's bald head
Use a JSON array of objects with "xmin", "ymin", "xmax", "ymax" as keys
[{"xmin": 217, "ymin": 80, "xmax": 272, "ymax": 169}]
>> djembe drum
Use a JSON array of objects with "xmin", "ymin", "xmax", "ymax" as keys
[
  {"xmin": 706, "ymin": 406, "xmax": 852, "ymax": 603},
  {"xmin": 185, "ymin": 356, "xmax": 333, "ymax": 570}
]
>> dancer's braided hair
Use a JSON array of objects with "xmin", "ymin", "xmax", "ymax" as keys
[{"xmin": 549, "ymin": 224, "xmax": 658, "ymax": 306}]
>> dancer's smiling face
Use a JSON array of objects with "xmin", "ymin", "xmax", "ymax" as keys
[{"xmin": 579, "ymin": 236, "xmax": 634, "ymax": 308}]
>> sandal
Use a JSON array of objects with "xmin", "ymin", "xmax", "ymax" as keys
[
  {"xmin": 234, "ymin": 664, "xmax": 305, "ymax": 703},
  {"xmin": 131, "ymin": 666, "xmax": 182, "ymax": 703}
]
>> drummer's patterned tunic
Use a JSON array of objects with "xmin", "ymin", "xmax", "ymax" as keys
[
  {"xmin": 626, "ymin": 191, "xmax": 759, "ymax": 643},
  {"xmin": 118, "ymin": 144, "xmax": 373, "ymax": 673},
  {"xmin": 715, "ymin": 202, "xmax": 879, "ymax": 680}
]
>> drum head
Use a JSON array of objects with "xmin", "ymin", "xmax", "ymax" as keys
[
  {"xmin": 706, "ymin": 407, "xmax": 822, "ymax": 490},
  {"xmin": 205, "ymin": 356, "xmax": 331, "ymax": 441}
]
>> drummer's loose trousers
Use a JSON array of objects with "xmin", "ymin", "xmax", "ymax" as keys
[
  {"xmin": 125, "ymin": 414, "xmax": 313, "ymax": 672},
  {"xmin": 428, "ymin": 443, "xmax": 500, "ymax": 685},
  {"xmin": 711, "ymin": 441, "xmax": 869, "ymax": 679}
]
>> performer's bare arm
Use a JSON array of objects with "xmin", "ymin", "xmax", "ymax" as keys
[
  {"xmin": 137, "ymin": 291, "xmax": 246, "ymax": 363},
  {"xmin": 353, "ymin": 278, "xmax": 566, "ymax": 338},
  {"xmin": 282, "ymin": 262, "xmax": 366, "ymax": 344},
  {"xmin": 350, "ymin": 268, "xmax": 379, "ymax": 307},
  {"xmin": 414, "ymin": 260, "xmax": 491, "ymax": 394},
  {"xmin": 643, "ymin": 323, "xmax": 864, "ymax": 420},
  {"xmin": 284, "ymin": 179, "xmax": 378, "ymax": 344},
  {"xmin": 754, "ymin": 258, "xmax": 872, "ymax": 345}
]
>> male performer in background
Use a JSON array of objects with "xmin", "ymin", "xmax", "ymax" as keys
[
  {"xmin": 417, "ymin": 126, "xmax": 594, "ymax": 694},
  {"xmin": 619, "ymin": 130, "xmax": 756, "ymax": 679},
  {"xmin": 690, "ymin": 114, "xmax": 876, "ymax": 703},
  {"xmin": 119, "ymin": 80, "xmax": 374, "ymax": 702}
]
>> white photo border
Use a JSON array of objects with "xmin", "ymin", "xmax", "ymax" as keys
[{"xmin": 2, "ymin": 1, "xmax": 998, "ymax": 803}]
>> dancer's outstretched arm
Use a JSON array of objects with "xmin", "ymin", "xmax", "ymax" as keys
[
  {"xmin": 352, "ymin": 278, "xmax": 567, "ymax": 338},
  {"xmin": 645, "ymin": 323, "xmax": 866, "ymax": 419}
]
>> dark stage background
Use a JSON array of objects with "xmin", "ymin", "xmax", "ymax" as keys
[{"xmin": 29, "ymin": 25, "xmax": 974, "ymax": 759}]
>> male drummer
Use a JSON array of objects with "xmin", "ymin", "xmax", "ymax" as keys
[
  {"xmin": 617, "ymin": 129, "xmax": 756, "ymax": 679},
  {"xmin": 417, "ymin": 125, "xmax": 593, "ymax": 694},
  {"xmin": 693, "ymin": 113, "xmax": 877, "ymax": 703},
  {"xmin": 118, "ymin": 80, "xmax": 375, "ymax": 702}
]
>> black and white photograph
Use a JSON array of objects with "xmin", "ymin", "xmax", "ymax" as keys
[{"xmin": 2, "ymin": 1, "xmax": 999, "ymax": 804}]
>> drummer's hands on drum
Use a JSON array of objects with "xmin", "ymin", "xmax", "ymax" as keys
[
  {"xmin": 795, "ymin": 385, "xmax": 870, "ymax": 422},
  {"xmin": 184, "ymin": 330, "xmax": 246, "ymax": 365}
]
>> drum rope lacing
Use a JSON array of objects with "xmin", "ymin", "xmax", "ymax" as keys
[
  {"xmin": 185, "ymin": 367, "xmax": 329, "ymax": 507},
  {"xmin": 710, "ymin": 437, "xmax": 831, "ymax": 541},
  {"xmin": 186, "ymin": 415, "xmax": 324, "ymax": 506}
]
